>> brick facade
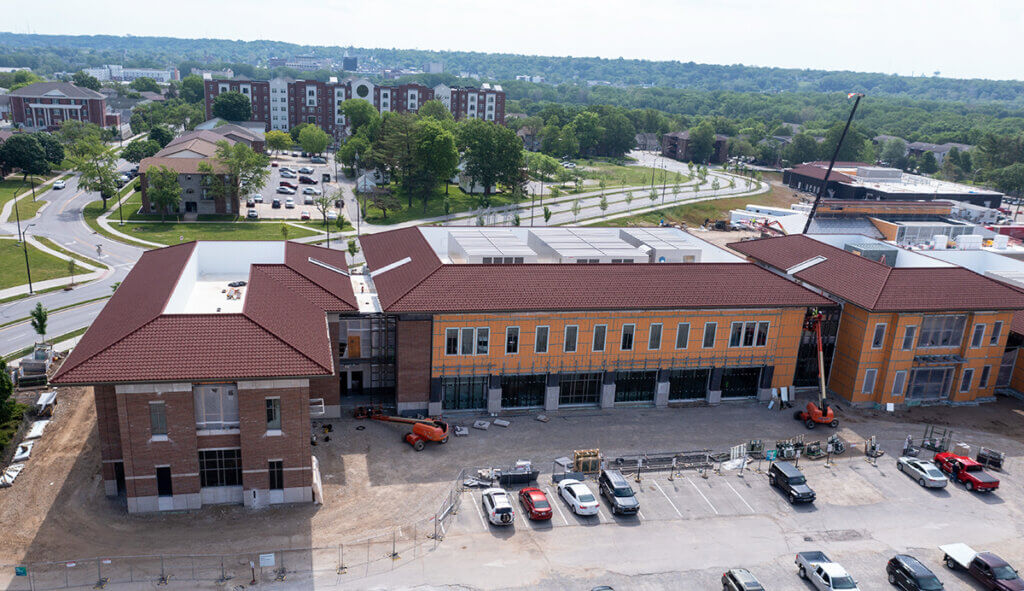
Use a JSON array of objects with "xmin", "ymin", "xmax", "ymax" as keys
[{"xmin": 396, "ymin": 319, "xmax": 433, "ymax": 413}]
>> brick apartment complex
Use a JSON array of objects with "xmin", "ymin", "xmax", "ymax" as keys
[
  {"xmin": 8, "ymin": 82, "xmax": 117, "ymax": 131},
  {"xmin": 661, "ymin": 130, "xmax": 729, "ymax": 164},
  {"xmin": 52, "ymin": 241, "xmax": 357, "ymax": 512},
  {"xmin": 203, "ymin": 76, "xmax": 505, "ymax": 140},
  {"xmin": 731, "ymin": 235, "xmax": 1024, "ymax": 407}
]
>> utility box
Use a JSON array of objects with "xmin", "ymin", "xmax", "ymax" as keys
[{"xmin": 844, "ymin": 242, "xmax": 898, "ymax": 266}]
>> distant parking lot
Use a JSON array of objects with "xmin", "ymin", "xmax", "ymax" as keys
[{"xmin": 246, "ymin": 153, "xmax": 341, "ymax": 220}]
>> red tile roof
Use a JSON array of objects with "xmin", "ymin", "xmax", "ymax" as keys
[
  {"xmin": 385, "ymin": 263, "xmax": 832, "ymax": 313},
  {"xmin": 360, "ymin": 227, "xmax": 442, "ymax": 309},
  {"xmin": 52, "ymin": 241, "xmax": 348, "ymax": 385},
  {"xmin": 730, "ymin": 235, "xmax": 1024, "ymax": 312}
]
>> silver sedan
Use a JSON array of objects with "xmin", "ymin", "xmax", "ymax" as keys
[{"xmin": 897, "ymin": 457, "xmax": 948, "ymax": 488}]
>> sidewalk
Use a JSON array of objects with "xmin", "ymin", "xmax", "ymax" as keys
[
  {"xmin": 0, "ymin": 174, "xmax": 64, "ymax": 225},
  {"xmin": 0, "ymin": 234, "xmax": 107, "ymax": 300}
]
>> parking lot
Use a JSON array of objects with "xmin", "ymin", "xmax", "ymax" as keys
[
  {"xmin": 247, "ymin": 153, "xmax": 342, "ymax": 220},
  {"xmin": 352, "ymin": 434, "xmax": 1024, "ymax": 590}
]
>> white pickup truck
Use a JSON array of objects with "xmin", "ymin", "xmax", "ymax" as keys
[{"xmin": 796, "ymin": 551, "xmax": 861, "ymax": 590}]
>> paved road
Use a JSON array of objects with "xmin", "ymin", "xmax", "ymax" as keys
[{"xmin": 0, "ymin": 161, "xmax": 143, "ymax": 355}]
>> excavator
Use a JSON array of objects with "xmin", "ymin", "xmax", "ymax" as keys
[
  {"xmin": 794, "ymin": 309, "xmax": 839, "ymax": 430},
  {"xmin": 355, "ymin": 406, "xmax": 451, "ymax": 451}
]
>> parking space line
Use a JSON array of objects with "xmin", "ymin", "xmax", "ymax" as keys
[
  {"xmin": 725, "ymin": 480, "xmax": 755, "ymax": 513},
  {"xmin": 637, "ymin": 509, "xmax": 646, "ymax": 520},
  {"xmin": 545, "ymin": 486, "xmax": 570, "ymax": 526},
  {"xmin": 651, "ymin": 479, "xmax": 683, "ymax": 518},
  {"xmin": 596, "ymin": 504, "xmax": 611, "ymax": 523},
  {"xmin": 686, "ymin": 477, "xmax": 719, "ymax": 515},
  {"xmin": 471, "ymin": 492, "xmax": 487, "ymax": 529}
]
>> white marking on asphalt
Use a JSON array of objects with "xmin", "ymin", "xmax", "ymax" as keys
[
  {"xmin": 637, "ymin": 509, "xmax": 646, "ymax": 520},
  {"xmin": 687, "ymin": 477, "xmax": 719, "ymax": 515},
  {"xmin": 544, "ymin": 486, "xmax": 570, "ymax": 526},
  {"xmin": 725, "ymin": 480, "xmax": 755, "ymax": 513},
  {"xmin": 651, "ymin": 479, "xmax": 683, "ymax": 518},
  {"xmin": 471, "ymin": 493, "xmax": 487, "ymax": 529},
  {"xmin": 596, "ymin": 504, "xmax": 611, "ymax": 523}
]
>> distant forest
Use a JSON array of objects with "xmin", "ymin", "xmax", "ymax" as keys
[{"xmin": 2, "ymin": 32, "xmax": 1024, "ymax": 105}]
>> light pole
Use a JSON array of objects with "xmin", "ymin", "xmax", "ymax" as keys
[
  {"xmin": 22, "ymin": 223, "xmax": 36, "ymax": 294},
  {"xmin": 12, "ymin": 185, "xmax": 24, "ymax": 243}
]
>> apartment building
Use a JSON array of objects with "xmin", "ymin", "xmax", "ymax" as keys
[
  {"xmin": 204, "ymin": 76, "xmax": 505, "ymax": 138},
  {"xmin": 731, "ymin": 234, "xmax": 1024, "ymax": 407},
  {"xmin": 51, "ymin": 241, "xmax": 358, "ymax": 512},
  {"xmin": 83, "ymin": 65, "xmax": 178, "ymax": 83},
  {"xmin": 8, "ymin": 82, "xmax": 114, "ymax": 131},
  {"xmin": 661, "ymin": 130, "xmax": 729, "ymax": 163}
]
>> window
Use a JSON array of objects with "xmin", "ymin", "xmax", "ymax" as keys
[
  {"xmin": 269, "ymin": 460, "xmax": 284, "ymax": 490},
  {"xmin": 476, "ymin": 328, "xmax": 489, "ymax": 355},
  {"xmin": 970, "ymin": 324, "xmax": 985, "ymax": 348},
  {"xmin": 198, "ymin": 449, "xmax": 242, "ymax": 487},
  {"xmin": 892, "ymin": 371, "xmax": 907, "ymax": 397},
  {"xmin": 907, "ymin": 367, "xmax": 955, "ymax": 400},
  {"xmin": 620, "ymin": 324, "xmax": 635, "ymax": 351},
  {"xmin": 902, "ymin": 326, "xmax": 917, "ymax": 351},
  {"xmin": 862, "ymin": 368, "xmax": 877, "ymax": 394},
  {"xmin": 193, "ymin": 384, "xmax": 239, "ymax": 430},
  {"xmin": 729, "ymin": 322, "xmax": 743, "ymax": 347},
  {"xmin": 149, "ymin": 402, "xmax": 167, "ymax": 437},
  {"xmin": 460, "ymin": 327, "xmax": 474, "ymax": 355},
  {"xmin": 500, "ymin": 374, "xmax": 546, "ymax": 408},
  {"xmin": 535, "ymin": 326, "xmax": 549, "ymax": 353},
  {"xmin": 265, "ymin": 397, "xmax": 281, "ymax": 431},
  {"xmin": 979, "ymin": 365, "xmax": 991, "ymax": 389},
  {"xmin": 441, "ymin": 376, "xmax": 488, "ymax": 410},
  {"xmin": 648, "ymin": 324, "xmax": 662, "ymax": 350},
  {"xmin": 558, "ymin": 372, "xmax": 602, "ymax": 405},
  {"xmin": 703, "ymin": 323, "xmax": 717, "ymax": 348},
  {"xmin": 917, "ymin": 315, "xmax": 966, "ymax": 348},
  {"xmin": 959, "ymin": 368, "xmax": 974, "ymax": 392},
  {"xmin": 742, "ymin": 322, "xmax": 756, "ymax": 347},
  {"xmin": 505, "ymin": 327, "xmax": 519, "ymax": 354},
  {"xmin": 445, "ymin": 328, "xmax": 459, "ymax": 355},
  {"xmin": 675, "ymin": 323, "xmax": 690, "ymax": 349},
  {"xmin": 592, "ymin": 325, "xmax": 607, "ymax": 352},
  {"xmin": 871, "ymin": 323, "xmax": 886, "ymax": 349},
  {"xmin": 755, "ymin": 322, "xmax": 770, "ymax": 347},
  {"xmin": 990, "ymin": 321, "xmax": 1003, "ymax": 346},
  {"xmin": 614, "ymin": 370, "xmax": 657, "ymax": 403},
  {"xmin": 564, "ymin": 325, "xmax": 578, "ymax": 353}
]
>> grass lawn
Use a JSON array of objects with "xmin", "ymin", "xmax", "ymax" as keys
[
  {"xmin": 0, "ymin": 404, "xmax": 31, "ymax": 455},
  {"xmin": 0, "ymin": 176, "xmax": 54, "ymax": 223},
  {"xmin": 361, "ymin": 183, "xmax": 519, "ymax": 224},
  {"xmin": 571, "ymin": 161, "xmax": 683, "ymax": 189},
  {"xmin": 117, "ymin": 221, "xmax": 320, "ymax": 245},
  {"xmin": 587, "ymin": 178, "xmax": 795, "ymax": 228},
  {"xmin": 0, "ymin": 239, "xmax": 75, "ymax": 290},
  {"xmin": 296, "ymin": 219, "xmax": 355, "ymax": 232}
]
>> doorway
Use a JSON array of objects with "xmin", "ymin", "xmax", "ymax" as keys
[
  {"xmin": 114, "ymin": 462, "xmax": 126, "ymax": 495},
  {"xmin": 156, "ymin": 467, "xmax": 173, "ymax": 497},
  {"xmin": 350, "ymin": 371, "xmax": 364, "ymax": 395}
]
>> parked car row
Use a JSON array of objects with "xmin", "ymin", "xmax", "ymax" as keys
[{"xmin": 482, "ymin": 470, "xmax": 641, "ymax": 527}]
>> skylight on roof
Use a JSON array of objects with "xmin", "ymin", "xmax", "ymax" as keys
[{"xmin": 786, "ymin": 255, "xmax": 827, "ymax": 275}]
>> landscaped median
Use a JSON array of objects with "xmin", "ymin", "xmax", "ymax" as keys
[
  {"xmin": 0, "ymin": 237, "xmax": 78, "ymax": 291},
  {"xmin": 0, "ymin": 174, "xmax": 60, "ymax": 223}
]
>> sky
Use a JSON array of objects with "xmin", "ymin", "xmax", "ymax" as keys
[{"xmin": 8, "ymin": 0, "xmax": 1024, "ymax": 81}]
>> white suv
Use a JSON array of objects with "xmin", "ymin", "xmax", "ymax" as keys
[{"xmin": 481, "ymin": 488, "xmax": 515, "ymax": 526}]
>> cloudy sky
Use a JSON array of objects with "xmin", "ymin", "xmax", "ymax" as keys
[{"xmin": 9, "ymin": 0, "xmax": 1023, "ymax": 81}]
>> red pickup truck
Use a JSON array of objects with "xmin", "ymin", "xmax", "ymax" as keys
[{"xmin": 934, "ymin": 452, "xmax": 999, "ymax": 492}]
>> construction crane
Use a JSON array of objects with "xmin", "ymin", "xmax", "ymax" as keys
[
  {"xmin": 356, "ymin": 407, "xmax": 451, "ymax": 451},
  {"xmin": 793, "ymin": 309, "xmax": 839, "ymax": 429}
]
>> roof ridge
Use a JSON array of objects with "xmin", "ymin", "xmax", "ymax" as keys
[
  {"xmin": 871, "ymin": 265, "xmax": 895, "ymax": 309},
  {"xmin": 241, "ymin": 313, "xmax": 333, "ymax": 374},
  {"xmin": 54, "ymin": 315, "xmax": 164, "ymax": 380}
]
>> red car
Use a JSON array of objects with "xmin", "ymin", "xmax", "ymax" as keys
[
  {"xmin": 298, "ymin": 175, "xmax": 318, "ymax": 185},
  {"xmin": 518, "ymin": 487, "xmax": 552, "ymax": 520},
  {"xmin": 279, "ymin": 181, "xmax": 297, "ymax": 189},
  {"xmin": 934, "ymin": 452, "xmax": 1000, "ymax": 492},
  {"xmin": 270, "ymin": 161, "xmax": 279, "ymax": 167}
]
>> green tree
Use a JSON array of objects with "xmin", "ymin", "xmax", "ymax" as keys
[
  {"xmin": 30, "ymin": 303, "xmax": 48, "ymax": 343},
  {"xmin": 57, "ymin": 120, "xmax": 103, "ymax": 156},
  {"xmin": 599, "ymin": 194, "xmax": 609, "ymax": 214},
  {"xmin": 458, "ymin": 119, "xmax": 525, "ymax": 199},
  {"xmin": 688, "ymin": 121, "xmax": 716, "ymax": 163},
  {"xmin": 211, "ymin": 91, "xmax": 252, "ymax": 122},
  {"xmin": 598, "ymin": 111, "xmax": 636, "ymax": 157},
  {"xmin": 179, "ymin": 74, "xmax": 205, "ymax": 104},
  {"xmin": 299, "ymin": 125, "xmax": 330, "ymax": 155},
  {"xmin": 0, "ymin": 359, "xmax": 15, "ymax": 425},
  {"xmin": 197, "ymin": 140, "xmax": 270, "ymax": 211},
  {"xmin": 782, "ymin": 133, "xmax": 822, "ymax": 165},
  {"xmin": 149, "ymin": 126, "xmax": 173, "ymax": 148},
  {"xmin": 313, "ymin": 193, "xmax": 334, "ymax": 227},
  {"xmin": 289, "ymin": 122, "xmax": 310, "ymax": 144},
  {"xmin": 376, "ymin": 113, "xmax": 419, "ymax": 206},
  {"xmin": 265, "ymin": 130, "xmax": 292, "ymax": 154},
  {"xmin": 339, "ymin": 99, "xmax": 380, "ymax": 136},
  {"xmin": 880, "ymin": 138, "xmax": 907, "ymax": 165},
  {"xmin": 526, "ymin": 152, "xmax": 560, "ymax": 198},
  {"xmin": 823, "ymin": 123, "xmax": 867, "ymax": 163},
  {"xmin": 67, "ymin": 258, "xmax": 77, "ymax": 286},
  {"xmin": 0, "ymin": 134, "xmax": 49, "ymax": 190},
  {"xmin": 625, "ymin": 191, "xmax": 634, "ymax": 212},
  {"xmin": 121, "ymin": 139, "xmax": 161, "ymax": 164},
  {"xmin": 988, "ymin": 163, "xmax": 1024, "ymax": 195},
  {"xmin": 71, "ymin": 139, "xmax": 118, "ymax": 209},
  {"xmin": 130, "ymin": 77, "xmax": 161, "ymax": 93},
  {"xmin": 711, "ymin": 177, "xmax": 721, "ymax": 194},
  {"xmin": 649, "ymin": 189, "xmax": 658, "ymax": 203},
  {"xmin": 919, "ymin": 151, "xmax": 939, "ymax": 174},
  {"xmin": 569, "ymin": 111, "xmax": 603, "ymax": 157},
  {"xmin": 32, "ymin": 132, "xmax": 64, "ymax": 168},
  {"xmin": 370, "ymin": 192, "xmax": 401, "ymax": 220},
  {"xmin": 347, "ymin": 238, "xmax": 360, "ymax": 261},
  {"xmin": 571, "ymin": 199, "xmax": 582, "ymax": 221},
  {"xmin": 409, "ymin": 118, "xmax": 459, "ymax": 211},
  {"xmin": 281, "ymin": 225, "xmax": 289, "ymax": 241},
  {"xmin": 549, "ymin": 185, "xmax": 561, "ymax": 198},
  {"xmin": 338, "ymin": 136, "xmax": 371, "ymax": 169},
  {"xmin": 417, "ymin": 100, "xmax": 453, "ymax": 122},
  {"xmin": 72, "ymin": 70, "xmax": 101, "ymax": 91},
  {"xmin": 543, "ymin": 206, "xmax": 552, "ymax": 223},
  {"xmin": 147, "ymin": 164, "xmax": 182, "ymax": 221}
]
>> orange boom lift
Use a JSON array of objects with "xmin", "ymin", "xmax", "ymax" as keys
[
  {"xmin": 793, "ymin": 309, "xmax": 839, "ymax": 430},
  {"xmin": 356, "ymin": 407, "xmax": 451, "ymax": 451}
]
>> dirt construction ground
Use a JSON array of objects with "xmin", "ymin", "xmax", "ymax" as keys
[{"xmin": 2, "ymin": 386, "xmax": 1024, "ymax": 588}]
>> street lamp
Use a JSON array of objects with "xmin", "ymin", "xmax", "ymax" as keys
[
  {"xmin": 12, "ymin": 185, "xmax": 24, "ymax": 243},
  {"xmin": 22, "ymin": 223, "xmax": 36, "ymax": 294}
]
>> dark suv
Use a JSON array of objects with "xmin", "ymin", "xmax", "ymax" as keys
[
  {"xmin": 768, "ymin": 461, "xmax": 815, "ymax": 504},
  {"xmin": 598, "ymin": 469, "xmax": 639, "ymax": 515},
  {"xmin": 887, "ymin": 554, "xmax": 944, "ymax": 590}
]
